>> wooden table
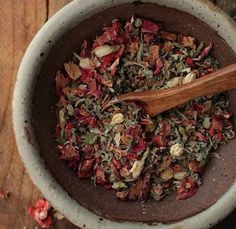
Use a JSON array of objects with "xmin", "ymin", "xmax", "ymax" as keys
[{"xmin": 0, "ymin": 1, "xmax": 236, "ymax": 228}]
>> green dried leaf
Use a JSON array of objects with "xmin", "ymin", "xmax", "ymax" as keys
[
  {"xmin": 84, "ymin": 132, "xmax": 98, "ymax": 145},
  {"xmin": 67, "ymin": 104, "xmax": 74, "ymax": 116},
  {"xmin": 112, "ymin": 181, "xmax": 127, "ymax": 190},
  {"xmin": 137, "ymin": 42, "xmax": 143, "ymax": 62},
  {"xmin": 203, "ymin": 117, "xmax": 211, "ymax": 129},
  {"xmin": 134, "ymin": 18, "xmax": 142, "ymax": 28}
]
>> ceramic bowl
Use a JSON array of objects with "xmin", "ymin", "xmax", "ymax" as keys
[{"xmin": 13, "ymin": 1, "xmax": 236, "ymax": 228}]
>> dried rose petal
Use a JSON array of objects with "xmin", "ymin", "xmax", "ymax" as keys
[
  {"xmin": 160, "ymin": 31, "xmax": 177, "ymax": 41},
  {"xmin": 78, "ymin": 158, "xmax": 95, "ymax": 178},
  {"xmin": 141, "ymin": 19, "xmax": 160, "ymax": 34},
  {"xmin": 152, "ymin": 135, "xmax": 167, "ymax": 147},
  {"xmin": 28, "ymin": 199, "xmax": 52, "ymax": 229},
  {"xmin": 58, "ymin": 144, "xmax": 79, "ymax": 160},
  {"xmin": 196, "ymin": 42, "xmax": 213, "ymax": 61},
  {"xmin": 181, "ymin": 36, "xmax": 195, "ymax": 48},
  {"xmin": 64, "ymin": 61, "xmax": 81, "ymax": 80},
  {"xmin": 185, "ymin": 57, "xmax": 195, "ymax": 66},
  {"xmin": 176, "ymin": 177, "xmax": 198, "ymax": 200},
  {"xmin": 95, "ymin": 166, "xmax": 106, "ymax": 184},
  {"xmin": 132, "ymin": 138, "xmax": 148, "ymax": 153},
  {"xmin": 154, "ymin": 58, "xmax": 164, "ymax": 75},
  {"xmin": 55, "ymin": 71, "xmax": 68, "ymax": 95},
  {"xmin": 195, "ymin": 132, "xmax": 207, "ymax": 142}
]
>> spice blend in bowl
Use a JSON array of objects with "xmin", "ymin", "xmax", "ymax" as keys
[
  {"xmin": 15, "ymin": 1, "xmax": 236, "ymax": 227},
  {"xmin": 55, "ymin": 17, "xmax": 234, "ymax": 202}
]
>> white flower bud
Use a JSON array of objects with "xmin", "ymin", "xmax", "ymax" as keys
[
  {"xmin": 170, "ymin": 143, "xmax": 184, "ymax": 157},
  {"xmin": 161, "ymin": 168, "xmax": 173, "ymax": 181},
  {"xmin": 182, "ymin": 71, "xmax": 196, "ymax": 84},
  {"xmin": 94, "ymin": 45, "xmax": 120, "ymax": 58},
  {"xmin": 110, "ymin": 113, "xmax": 124, "ymax": 125},
  {"xmin": 166, "ymin": 77, "xmax": 183, "ymax": 88}
]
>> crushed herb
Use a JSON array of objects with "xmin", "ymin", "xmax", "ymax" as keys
[{"xmin": 55, "ymin": 17, "xmax": 234, "ymax": 201}]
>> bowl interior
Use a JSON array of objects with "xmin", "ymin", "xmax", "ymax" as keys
[{"xmin": 32, "ymin": 3, "xmax": 236, "ymax": 223}]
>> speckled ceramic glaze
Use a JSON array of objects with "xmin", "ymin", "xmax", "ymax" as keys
[{"xmin": 13, "ymin": 1, "xmax": 236, "ymax": 228}]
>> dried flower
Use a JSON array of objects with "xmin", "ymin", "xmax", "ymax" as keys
[
  {"xmin": 161, "ymin": 168, "xmax": 174, "ymax": 181},
  {"xmin": 166, "ymin": 77, "xmax": 183, "ymax": 88},
  {"xmin": 182, "ymin": 71, "xmax": 196, "ymax": 84},
  {"xmin": 64, "ymin": 61, "xmax": 81, "ymax": 80},
  {"xmin": 28, "ymin": 199, "xmax": 52, "ymax": 229},
  {"xmin": 111, "ymin": 113, "xmax": 124, "ymax": 125},
  {"xmin": 129, "ymin": 150, "xmax": 149, "ymax": 180},
  {"xmin": 170, "ymin": 143, "xmax": 184, "ymax": 157},
  {"xmin": 74, "ymin": 53, "xmax": 93, "ymax": 69},
  {"xmin": 94, "ymin": 45, "xmax": 120, "ymax": 58}
]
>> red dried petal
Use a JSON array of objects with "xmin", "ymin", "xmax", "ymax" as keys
[
  {"xmin": 116, "ymin": 190, "xmax": 129, "ymax": 201},
  {"xmin": 126, "ymin": 125, "xmax": 141, "ymax": 140},
  {"xmin": 139, "ymin": 173, "xmax": 151, "ymax": 201},
  {"xmin": 154, "ymin": 58, "xmax": 164, "ymax": 75},
  {"xmin": 71, "ymin": 87, "xmax": 88, "ymax": 97},
  {"xmin": 78, "ymin": 158, "xmax": 95, "ymax": 178},
  {"xmin": 211, "ymin": 115, "xmax": 224, "ymax": 131},
  {"xmin": 152, "ymin": 135, "xmax": 167, "ymax": 147},
  {"xmin": 80, "ymin": 40, "xmax": 91, "ymax": 58},
  {"xmin": 110, "ymin": 163, "xmax": 122, "ymax": 180},
  {"xmin": 182, "ymin": 119, "xmax": 197, "ymax": 126},
  {"xmin": 143, "ymin": 33, "xmax": 155, "ymax": 44},
  {"xmin": 176, "ymin": 187, "xmax": 198, "ymax": 200},
  {"xmin": 188, "ymin": 160, "xmax": 203, "ymax": 173},
  {"xmin": 28, "ymin": 199, "xmax": 52, "ymax": 229},
  {"xmin": 193, "ymin": 103, "xmax": 203, "ymax": 114},
  {"xmin": 132, "ymin": 138, "xmax": 148, "ymax": 153},
  {"xmin": 112, "ymin": 158, "xmax": 123, "ymax": 170},
  {"xmin": 216, "ymin": 132, "xmax": 224, "ymax": 141},
  {"xmin": 82, "ymin": 144, "xmax": 95, "ymax": 159},
  {"xmin": 96, "ymin": 74, "xmax": 113, "ymax": 87},
  {"xmin": 99, "ymin": 53, "xmax": 116, "ymax": 73},
  {"xmin": 176, "ymin": 177, "xmax": 198, "ymax": 199},
  {"xmin": 65, "ymin": 121, "xmax": 73, "ymax": 131},
  {"xmin": 127, "ymin": 153, "xmax": 140, "ymax": 160},
  {"xmin": 55, "ymin": 71, "xmax": 68, "ymax": 95},
  {"xmin": 186, "ymin": 57, "xmax": 195, "ymax": 66},
  {"xmin": 161, "ymin": 121, "xmax": 171, "ymax": 137},
  {"xmin": 95, "ymin": 166, "xmax": 106, "ymax": 184},
  {"xmin": 140, "ymin": 117, "xmax": 153, "ymax": 125},
  {"xmin": 197, "ymin": 42, "xmax": 213, "ymax": 61},
  {"xmin": 94, "ymin": 20, "xmax": 122, "ymax": 47},
  {"xmin": 58, "ymin": 144, "xmax": 79, "ymax": 160},
  {"xmin": 141, "ymin": 19, "xmax": 160, "ymax": 34},
  {"xmin": 195, "ymin": 132, "xmax": 207, "ymax": 142},
  {"xmin": 99, "ymin": 46, "xmax": 124, "ymax": 74}
]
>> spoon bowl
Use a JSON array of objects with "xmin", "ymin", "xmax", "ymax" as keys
[{"xmin": 115, "ymin": 64, "xmax": 236, "ymax": 116}]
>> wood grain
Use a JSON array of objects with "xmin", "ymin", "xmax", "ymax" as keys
[{"xmin": 0, "ymin": 0, "xmax": 235, "ymax": 228}]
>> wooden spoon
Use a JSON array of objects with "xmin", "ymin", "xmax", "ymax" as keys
[{"xmin": 109, "ymin": 64, "xmax": 236, "ymax": 117}]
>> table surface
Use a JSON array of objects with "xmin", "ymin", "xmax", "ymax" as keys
[{"xmin": 1, "ymin": 0, "xmax": 236, "ymax": 228}]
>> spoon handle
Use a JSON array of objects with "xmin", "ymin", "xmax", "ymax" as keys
[{"xmin": 118, "ymin": 63, "xmax": 236, "ymax": 117}]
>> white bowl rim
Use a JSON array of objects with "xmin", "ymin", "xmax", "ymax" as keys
[{"xmin": 12, "ymin": 0, "xmax": 236, "ymax": 228}]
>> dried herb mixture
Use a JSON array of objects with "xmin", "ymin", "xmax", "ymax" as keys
[{"xmin": 55, "ymin": 17, "xmax": 234, "ymax": 201}]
